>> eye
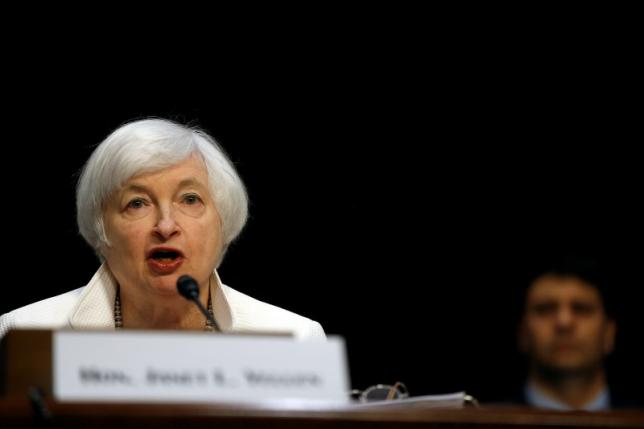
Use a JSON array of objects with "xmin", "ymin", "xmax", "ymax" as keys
[
  {"xmin": 127, "ymin": 198, "xmax": 147, "ymax": 210},
  {"xmin": 532, "ymin": 302, "xmax": 557, "ymax": 316},
  {"xmin": 572, "ymin": 302, "xmax": 597, "ymax": 316},
  {"xmin": 182, "ymin": 194, "xmax": 203, "ymax": 205}
]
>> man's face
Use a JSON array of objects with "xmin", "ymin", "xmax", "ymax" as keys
[{"xmin": 520, "ymin": 274, "xmax": 616, "ymax": 374}]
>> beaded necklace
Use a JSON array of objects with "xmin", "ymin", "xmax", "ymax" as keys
[{"xmin": 114, "ymin": 286, "xmax": 216, "ymax": 331}]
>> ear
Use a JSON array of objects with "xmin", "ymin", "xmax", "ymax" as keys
[
  {"xmin": 603, "ymin": 318, "xmax": 617, "ymax": 356},
  {"xmin": 215, "ymin": 244, "xmax": 229, "ymax": 268}
]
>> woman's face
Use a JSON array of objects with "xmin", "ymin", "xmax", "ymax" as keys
[{"xmin": 102, "ymin": 155, "xmax": 223, "ymax": 297}]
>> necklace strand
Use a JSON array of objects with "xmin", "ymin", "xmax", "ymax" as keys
[{"xmin": 114, "ymin": 286, "xmax": 215, "ymax": 331}]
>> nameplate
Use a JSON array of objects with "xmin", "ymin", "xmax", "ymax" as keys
[{"xmin": 53, "ymin": 331, "xmax": 349, "ymax": 403}]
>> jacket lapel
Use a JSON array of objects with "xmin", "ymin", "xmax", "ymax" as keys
[
  {"xmin": 68, "ymin": 263, "xmax": 118, "ymax": 329},
  {"xmin": 68, "ymin": 264, "xmax": 237, "ymax": 332}
]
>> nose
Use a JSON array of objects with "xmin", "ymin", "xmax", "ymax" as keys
[
  {"xmin": 153, "ymin": 206, "xmax": 180, "ymax": 240},
  {"xmin": 555, "ymin": 306, "xmax": 575, "ymax": 332}
]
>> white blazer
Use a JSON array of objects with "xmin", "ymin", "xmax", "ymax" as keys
[{"xmin": 0, "ymin": 264, "xmax": 325, "ymax": 340}]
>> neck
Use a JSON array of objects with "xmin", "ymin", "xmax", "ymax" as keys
[
  {"xmin": 118, "ymin": 282, "xmax": 210, "ymax": 330},
  {"xmin": 529, "ymin": 365, "xmax": 608, "ymax": 409}
]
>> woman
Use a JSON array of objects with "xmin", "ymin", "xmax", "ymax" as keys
[{"xmin": 0, "ymin": 119, "xmax": 325, "ymax": 339}]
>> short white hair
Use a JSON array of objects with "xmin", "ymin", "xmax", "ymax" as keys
[{"xmin": 76, "ymin": 118, "xmax": 248, "ymax": 258}]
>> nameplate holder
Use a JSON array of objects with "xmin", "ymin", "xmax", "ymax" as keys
[{"xmin": 53, "ymin": 331, "xmax": 349, "ymax": 403}]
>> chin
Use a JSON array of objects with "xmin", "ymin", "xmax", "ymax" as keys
[
  {"xmin": 548, "ymin": 357, "xmax": 589, "ymax": 372},
  {"xmin": 148, "ymin": 278, "xmax": 181, "ymax": 296}
]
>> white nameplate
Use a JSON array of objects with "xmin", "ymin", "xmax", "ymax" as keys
[{"xmin": 53, "ymin": 331, "xmax": 349, "ymax": 403}]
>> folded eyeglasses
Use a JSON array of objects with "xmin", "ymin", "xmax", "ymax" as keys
[{"xmin": 350, "ymin": 381, "xmax": 409, "ymax": 403}]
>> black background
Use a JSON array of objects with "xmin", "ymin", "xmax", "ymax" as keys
[{"xmin": 2, "ymin": 11, "xmax": 642, "ymax": 404}]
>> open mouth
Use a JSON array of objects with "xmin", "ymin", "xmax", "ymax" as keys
[
  {"xmin": 149, "ymin": 249, "xmax": 183, "ymax": 261},
  {"xmin": 146, "ymin": 248, "xmax": 185, "ymax": 274}
]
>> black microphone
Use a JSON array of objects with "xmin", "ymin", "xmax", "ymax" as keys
[{"xmin": 177, "ymin": 275, "xmax": 221, "ymax": 332}]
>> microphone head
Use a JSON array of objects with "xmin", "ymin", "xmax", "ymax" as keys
[{"xmin": 177, "ymin": 275, "xmax": 200, "ymax": 300}]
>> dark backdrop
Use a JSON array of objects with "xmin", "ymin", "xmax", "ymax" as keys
[{"xmin": 2, "ymin": 21, "xmax": 642, "ymax": 404}]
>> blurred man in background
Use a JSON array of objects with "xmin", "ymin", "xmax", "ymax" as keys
[{"xmin": 518, "ymin": 257, "xmax": 617, "ymax": 410}]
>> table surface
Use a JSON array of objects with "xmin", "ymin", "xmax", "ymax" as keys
[{"xmin": 2, "ymin": 398, "xmax": 644, "ymax": 429}]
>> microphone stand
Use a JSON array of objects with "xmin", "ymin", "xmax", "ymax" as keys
[{"xmin": 177, "ymin": 275, "xmax": 222, "ymax": 332}]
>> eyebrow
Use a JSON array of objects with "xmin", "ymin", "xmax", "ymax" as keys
[
  {"xmin": 122, "ymin": 178, "xmax": 207, "ymax": 194},
  {"xmin": 122, "ymin": 184, "xmax": 150, "ymax": 194},
  {"xmin": 176, "ymin": 178, "xmax": 207, "ymax": 189}
]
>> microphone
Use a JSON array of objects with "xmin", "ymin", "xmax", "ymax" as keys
[{"xmin": 177, "ymin": 275, "xmax": 221, "ymax": 332}]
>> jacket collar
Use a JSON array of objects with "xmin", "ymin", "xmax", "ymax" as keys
[{"xmin": 68, "ymin": 263, "xmax": 235, "ymax": 331}]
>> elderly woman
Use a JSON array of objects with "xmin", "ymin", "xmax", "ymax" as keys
[{"xmin": 0, "ymin": 119, "xmax": 324, "ymax": 339}]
